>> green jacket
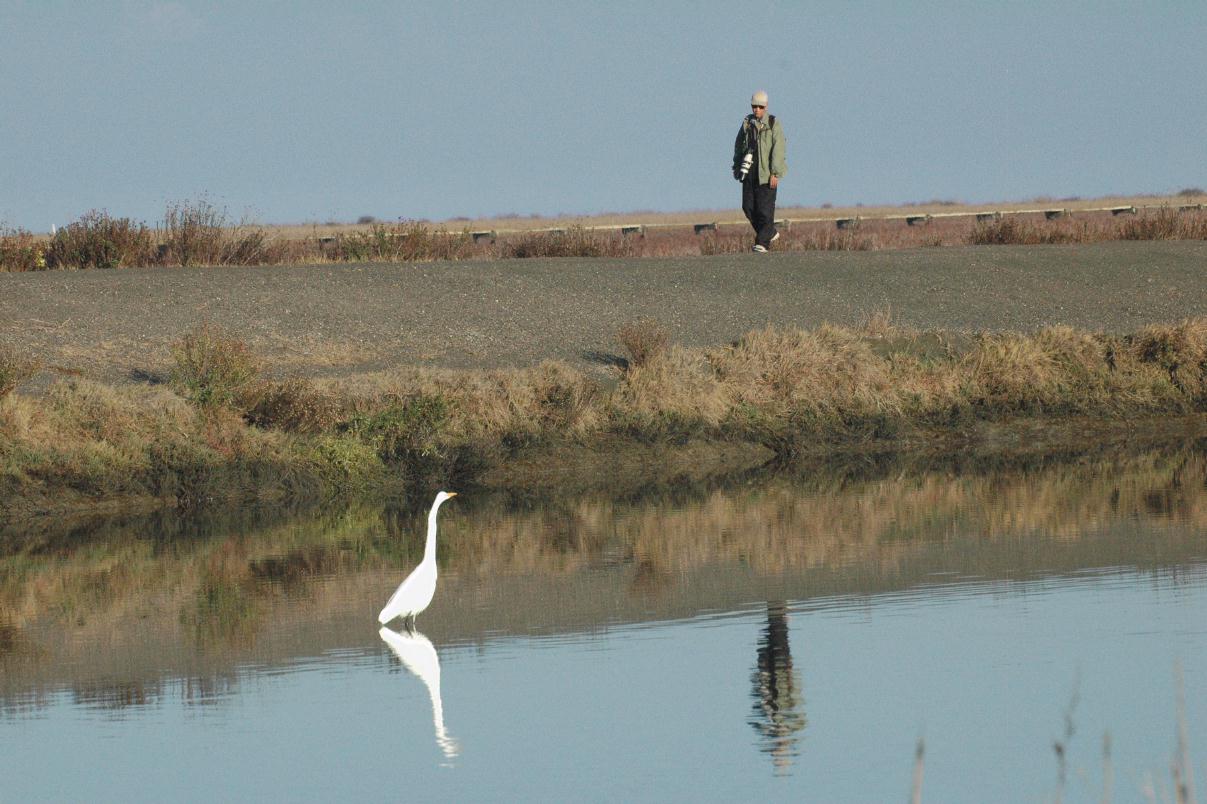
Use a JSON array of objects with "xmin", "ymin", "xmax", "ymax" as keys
[{"xmin": 733, "ymin": 114, "xmax": 788, "ymax": 185}]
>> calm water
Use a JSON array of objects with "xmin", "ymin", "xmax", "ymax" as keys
[{"xmin": 3, "ymin": 446, "xmax": 1207, "ymax": 801}]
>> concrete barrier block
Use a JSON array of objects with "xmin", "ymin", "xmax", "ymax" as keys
[
  {"xmin": 906, "ymin": 215, "xmax": 932, "ymax": 226},
  {"xmin": 1044, "ymin": 209, "xmax": 1068, "ymax": 220},
  {"xmin": 836, "ymin": 217, "xmax": 860, "ymax": 230},
  {"xmin": 470, "ymin": 230, "xmax": 496, "ymax": 243},
  {"xmin": 693, "ymin": 222, "xmax": 718, "ymax": 234},
  {"xmin": 1109, "ymin": 206, "xmax": 1137, "ymax": 215}
]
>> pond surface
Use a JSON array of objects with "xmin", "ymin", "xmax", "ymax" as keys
[{"xmin": 3, "ymin": 445, "xmax": 1207, "ymax": 801}]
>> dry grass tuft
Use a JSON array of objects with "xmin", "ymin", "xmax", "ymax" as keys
[
  {"xmin": 506, "ymin": 360, "xmax": 602, "ymax": 433},
  {"xmin": 609, "ymin": 346, "xmax": 730, "ymax": 439},
  {"xmin": 858, "ymin": 308, "xmax": 900, "ymax": 340},
  {"xmin": 1120, "ymin": 207, "xmax": 1207, "ymax": 241},
  {"xmin": 617, "ymin": 318, "xmax": 670, "ymax": 368},
  {"xmin": 1129, "ymin": 318, "xmax": 1207, "ymax": 399},
  {"xmin": 967, "ymin": 217, "xmax": 1083, "ymax": 246},
  {"xmin": 457, "ymin": 361, "xmax": 603, "ymax": 445},
  {"xmin": 502, "ymin": 226, "xmax": 632, "ymax": 259},
  {"xmin": 246, "ymin": 377, "xmax": 343, "ymax": 434},
  {"xmin": 332, "ymin": 221, "xmax": 475, "ymax": 262},
  {"xmin": 0, "ymin": 342, "xmax": 41, "ymax": 399},
  {"xmin": 967, "ymin": 331, "xmax": 1065, "ymax": 411},
  {"xmin": 169, "ymin": 323, "xmax": 260, "ymax": 410},
  {"xmin": 963, "ymin": 325, "xmax": 1194, "ymax": 416},
  {"xmin": 712, "ymin": 325, "xmax": 898, "ymax": 415},
  {"xmin": 334, "ymin": 360, "xmax": 602, "ymax": 450},
  {"xmin": 697, "ymin": 227, "xmax": 875, "ymax": 254},
  {"xmin": 784, "ymin": 227, "xmax": 877, "ymax": 251}
]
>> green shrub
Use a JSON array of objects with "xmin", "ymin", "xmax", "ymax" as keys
[
  {"xmin": 338, "ymin": 223, "xmax": 410, "ymax": 261},
  {"xmin": 344, "ymin": 393, "xmax": 451, "ymax": 466},
  {"xmin": 45, "ymin": 211, "xmax": 153, "ymax": 269},
  {"xmin": 307, "ymin": 435, "xmax": 383, "ymax": 487},
  {"xmin": 336, "ymin": 221, "xmax": 471, "ymax": 262},
  {"xmin": 169, "ymin": 323, "xmax": 260, "ymax": 410}
]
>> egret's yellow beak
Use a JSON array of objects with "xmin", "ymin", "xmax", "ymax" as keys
[{"xmin": 447, "ymin": 492, "xmax": 458, "ymax": 498}]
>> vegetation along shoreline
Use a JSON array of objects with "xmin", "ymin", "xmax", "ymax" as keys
[{"xmin": 4, "ymin": 314, "xmax": 1207, "ymax": 526}]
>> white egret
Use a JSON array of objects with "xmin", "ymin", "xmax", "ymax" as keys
[
  {"xmin": 378, "ymin": 491, "xmax": 457, "ymax": 628},
  {"xmin": 379, "ymin": 625, "xmax": 459, "ymax": 762}
]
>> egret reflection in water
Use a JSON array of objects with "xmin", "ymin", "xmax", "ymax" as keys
[
  {"xmin": 749, "ymin": 601, "xmax": 807, "ymax": 773},
  {"xmin": 379, "ymin": 626, "xmax": 460, "ymax": 763}
]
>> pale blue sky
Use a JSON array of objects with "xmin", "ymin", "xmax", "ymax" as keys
[{"xmin": 1, "ymin": 1, "xmax": 1204, "ymax": 230}]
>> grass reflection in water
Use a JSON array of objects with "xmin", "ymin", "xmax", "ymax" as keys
[{"xmin": 1, "ymin": 441, "xmax": 1206, "ymax": 718}]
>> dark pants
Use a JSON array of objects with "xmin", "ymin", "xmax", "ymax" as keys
[{"xmin": 742, "ymin": 179, "xmax": 777, "ymax": 248}]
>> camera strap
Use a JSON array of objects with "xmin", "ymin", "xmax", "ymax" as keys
[{"xmin": 744, "ymin": 114, "xmax": 775, "ymax": 151}]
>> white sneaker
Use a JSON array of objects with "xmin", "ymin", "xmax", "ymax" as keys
[
  {"xmin": 771, "ymin": 231, "xmax": 780, "ymax": 243},
  {"xmin": 752, "ymin": 244, "xmax": 767, "ymax": 253}
]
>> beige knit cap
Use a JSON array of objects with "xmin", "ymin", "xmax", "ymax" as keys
[{"xmin": 751, "ymin": 90, "xmax": 768, "ymax": 106}]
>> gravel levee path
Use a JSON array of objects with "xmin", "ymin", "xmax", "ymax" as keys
[{"xmin": 2, "ymin": 241, "xmax": 1205, "ymax": 386}]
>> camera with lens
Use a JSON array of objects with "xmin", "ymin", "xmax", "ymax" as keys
[{"xmin": 736, "ymin": 150, "xmax": 754, "ymax": 181}]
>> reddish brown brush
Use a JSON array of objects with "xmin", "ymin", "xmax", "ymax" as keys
[{"xmin": 4, "ymin": 203, "xmax": 1206, "ymax": 272}]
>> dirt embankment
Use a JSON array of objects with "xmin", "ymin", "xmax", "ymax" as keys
[{"xmin": 2, "ymin": 241, "xmax": 1205, "ymax": 388}]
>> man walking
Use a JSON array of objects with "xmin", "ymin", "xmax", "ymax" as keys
[{"xmin": 733, "ymin": 90, "xmax": 787, "ymax": 252}]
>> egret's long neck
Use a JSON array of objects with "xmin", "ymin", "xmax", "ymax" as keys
[{"xmin": 421, "ymin": 505, "xmax": 441, "ymax": 564}]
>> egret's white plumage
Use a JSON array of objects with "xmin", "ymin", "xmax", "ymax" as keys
[{"xmin": 378, "ymin": 491, "xmax": 457, "ymax": 627}]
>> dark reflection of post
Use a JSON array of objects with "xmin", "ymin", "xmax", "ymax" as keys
[
  {"xmin": 749, "ymin": 601, "xmax": 806, "ymax": 773},
  {"xmin": 378, "ymin": 626, "xmax": 460, "ymax": 764}
]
